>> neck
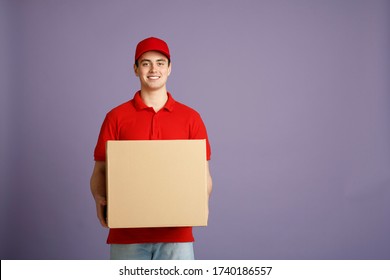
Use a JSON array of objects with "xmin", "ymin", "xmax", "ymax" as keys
[{"xmin": 140, "ymin": 88, "xmax": 168, "ymax": 112}]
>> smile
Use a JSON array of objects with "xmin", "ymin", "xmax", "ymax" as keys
[{"xmin": 147, "ymin": 76, "xmax": 160, "ymax": 80}]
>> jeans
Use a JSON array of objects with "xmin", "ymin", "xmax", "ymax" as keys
[{"xmin": 110, "ymin": 242, "xmax": 194, "ymax": 260}]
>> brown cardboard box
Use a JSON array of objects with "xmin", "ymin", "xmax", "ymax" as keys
[{"xmin": 106, "ymin": 139, "xmax": 208, "ymax": 228}]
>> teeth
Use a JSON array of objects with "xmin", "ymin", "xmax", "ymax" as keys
[{"xmin": 148, "ymin": 76, "xmax": 160, "ymax": 80}]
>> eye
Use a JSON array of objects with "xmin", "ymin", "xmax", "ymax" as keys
[
  {"xmin": 142, "ymin": 62, "xmax": 150, "ymax": 67},
  {"xmin": 157, "ymin": 62, "xmax": 165, "ymax": 66}
]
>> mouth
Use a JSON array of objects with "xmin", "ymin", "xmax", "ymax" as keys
[{"xmin": 147, "ymin": 76, "xmax": 160, "ymax": 80}]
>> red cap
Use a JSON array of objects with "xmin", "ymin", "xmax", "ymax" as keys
[{"xmin": 135, "ymin": 37, "xmax": 170, "ymax": 62}]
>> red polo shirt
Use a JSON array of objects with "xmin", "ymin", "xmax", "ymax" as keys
[{"xmin": 94, "ymin": 91, "xmax": 211, "ymax": 244}]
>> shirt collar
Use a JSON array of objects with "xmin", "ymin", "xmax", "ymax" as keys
[{"xmin": 133, "ymin": 91, "xmax": 175, "ymax": 112}]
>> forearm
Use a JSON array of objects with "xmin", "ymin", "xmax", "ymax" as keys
[
  {"xmin": 90, "ymin": 161, "xmax": 106, "ymax": 199},
  {"xmin": 90, "ymin": 161, "xmax": 108, "ymax": 227},
  {"xmin": 90, "ymin": 173, "xmax": 106, "ymax": 200}
]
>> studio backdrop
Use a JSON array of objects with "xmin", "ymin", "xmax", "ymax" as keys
[{"xmin": 1, "ymin": 0, "xmax": 389, "ymax": 259}]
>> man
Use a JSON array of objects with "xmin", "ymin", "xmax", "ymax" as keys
[{"xmin": 90, "ymin": 37, "xmax": 212, "ymax": 260}]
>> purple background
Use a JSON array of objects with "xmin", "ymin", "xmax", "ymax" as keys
[{"xmin": 1, "ymin": 0, "xmax": 390, "ymax": 260}]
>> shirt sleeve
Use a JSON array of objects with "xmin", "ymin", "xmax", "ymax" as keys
[
  {"xmin": 190, "ymin": 112, "xmax": 212, "ymax": 161},
  {"xmin": 93, "ymin": 114, "xmax": 117, "ymax": 161}
]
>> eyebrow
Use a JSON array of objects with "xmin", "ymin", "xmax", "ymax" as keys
[{"xmin": 140, "ymin": 58, "xmax": 168, "ymax": 63}]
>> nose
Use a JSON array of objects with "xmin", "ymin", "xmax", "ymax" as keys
[{"xmin": 149, "ymin": 63, "xmax": 157, "ymax": 72}]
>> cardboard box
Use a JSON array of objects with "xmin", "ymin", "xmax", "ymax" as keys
[{"xmin": 106, "ymin": 140, "xmax": 208, "ymax": 228}]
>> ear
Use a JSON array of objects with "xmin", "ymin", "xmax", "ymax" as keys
[{"xmin": 134, "ymin": 64, "xmax": 139, "ymax": 77}]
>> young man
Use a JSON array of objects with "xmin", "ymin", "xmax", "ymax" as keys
[{"xmin": 90, "ymin": 37, "xmax": 212, "ymax": 260}]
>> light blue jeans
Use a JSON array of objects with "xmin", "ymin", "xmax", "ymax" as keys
[{"xmin": 110, "ymin": 242, "xmax": 194, "ymax": 260}]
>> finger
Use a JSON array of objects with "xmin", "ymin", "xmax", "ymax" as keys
[
  {"xmin": 100, "ymin": 218, "xmax": 108, "ymax": 228},
  {"xmin": 97, "ymin": 204, "xmax": 108, "ymax": 228}
]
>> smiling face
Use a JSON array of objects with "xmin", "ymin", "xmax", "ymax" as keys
[{"xmin": 134, "ymin": 51, "xmax": 171, "ymax": 92}]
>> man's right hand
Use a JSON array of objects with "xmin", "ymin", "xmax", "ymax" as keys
[
  {"xmin": 90, "ymin": 161, "xmax": 108, "ymax": 228},
  {"xmin": 94, "ymin": 195, "xmax": 108, "ymax": 228}
]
